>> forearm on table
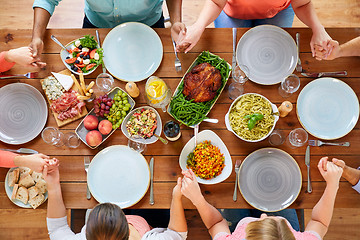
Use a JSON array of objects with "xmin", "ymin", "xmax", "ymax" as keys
[
  {"xmin": 339, "ymin": 37, "xmax": 360, "ymax": 57},
  {"xmin": 192, "ymin": 0, "xmax": 227, "ymax": 30},
  {"xmin": 47, "ymin": 183, "xmax": 67, "ymax": 219},
  {"xmin": 32, "ymin": 7, "xmax": 51, "ymax": 41},
  {"xmin": 292, "ymin": 0, "xmax": 324, "ymax": 32},
  {"xmin": 0, "ymin": 150, "xmax": 17, "ymax": 168},
  {"xmin": 166, "ymin": 0, "xmax": 182, "ymax": 24},
  {"xmin": 168, "ymin": 197, "xmax": 187, "ymax": 232}
]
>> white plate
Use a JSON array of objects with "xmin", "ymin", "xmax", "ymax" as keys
[
  {"xmin": 239, "ymin": 148, "xmax": 302, "ymax": 212},
  {"xmin": 121, "ymin": 106, "xmax": 162, "ymax": 145},
  {"xmin": 0, "ymin": 83, "xmax": 48, "ymax": 144},
  {"xmin": 103, "ymin": 22, "xmax": 163, "ymax": 82},
  {"xmin": 179, "ymin": 130, "xmax": 232, "ymax": 184},
  {"xmin": 5, "ymin": 168, "xmax": 48, "ymax": 208},
  {"xmin": 236, "ymin": 25, "xmax": 297, "ymax": 85},
  {"xmin": 297, "ymin": 77, "xmax": 359, "ymax": 139},
  {"xmin": 87, "ymin": 145, "xmax": 150, "ymax": 208}
]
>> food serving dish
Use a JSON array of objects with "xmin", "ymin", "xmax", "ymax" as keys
[
  {"xmin": 76, "ymin": 87, "xmax": 135, "ymax": 149},
  {"xmin": 297, "ymin": 77, "xmax": 359, "ymax": 139},
  {"xmin": 102, "ymin": 22, "xmax": 163, "ymax": 82},
  {"xmin": 236, "ymin": 25, "xmax": 297, "ymax": 85},
  {"xmin": 167, "ymin": 51, "xmax": 231, "ymax": 127},
  {"xmin": 225, "ymin": 93, "xmax": 279, "ymax": 142},
  {"xmin": 121, "ymin": 106, "xmax": 162, "ymax": 145},
  {"xmin": 87, "ymin": 145, "xmax": 150, "ymax": 208},
  {"xmin": 239, "ymin": 148, "xmax": 301, "ymax": 212},
  {"xmin": 179, "ymin": 130, "xmax": 232, "ymax": 184},
  {"xmin": 0, "ymin": 83, "xmax": 47, "ymax": 145},
  {"xmin": 60, "ymin": 35, "xmax": 101, "ymax": 75}
]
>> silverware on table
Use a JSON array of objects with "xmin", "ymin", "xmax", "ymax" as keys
[
  {"xmin": 95, "ymin": 30, "xmax": 106, "ymax": 73},
  {"xmin": 203, "ymin": 118, "xmax": 219, "ymax": 124},
  {"xmin": 149, "ymin": 157, "xmax": 154, "ymax": 205},
  {"xmin": 0, "ymin": 148, "xmax": 38, "ymax": 154},
  {"xmin": 50, "ymin": 35, "xmax": 68, "ymax": 51},
  {"xmin": 233, "ymin": 160, "xmax": 241, "ymax": 201},
  {"xmin": 308, "ymin": 139, "xmax": 350, "ymax": 147},
  {"xmin": 301, "ymin": 71, "xmax": 347, "ymax": 78},
  {"xmin": 305, "ymin": 146, "xmax": 312, "ymax": 193},
  {"xmin": 84, "ymin": 156, "xmax": 91, "ymax": 200},
  {"xmin": 194, "ymin": 125, "xmax": 199, "ymax": 149},
  {"xmin": 232, "ymin": 28, "xmax": 237, "ymax": 71},
  {"xmin": 0, "ymin": 72, "xmax": 38, "ymax": 79},
  {"xmin": 153, "ymin": 133, "xmax": 168, "ymax": 145},
  {"xmin": 171, "ymin": 39, "xmax": 182, "ymax": 72},
  {"xmin": 296, "ymin": 33, "xmax": 302, "ymax": 72}
]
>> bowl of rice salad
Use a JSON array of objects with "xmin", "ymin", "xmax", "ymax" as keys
[{"xmin": 179, "ymin": 130, "xmax": 232, "ymax": 184}]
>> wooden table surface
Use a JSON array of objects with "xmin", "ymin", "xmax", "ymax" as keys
[{"xmin": 0, "ymin": 28, "xmax": 360, "ymax": 210}]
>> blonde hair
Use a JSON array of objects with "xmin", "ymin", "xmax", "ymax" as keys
[
  {"xmin": 245, "ymin": 218, "xmax": 296, "ymax": 240},
  {"xmin": 86, "ymin": 203, "xmax": 129, "ymax": 240}
]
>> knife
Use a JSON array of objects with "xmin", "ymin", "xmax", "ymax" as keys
[
  {"xmin": 232, "ymin": 28, "xmax": 237, "ymax": 71},
  {"xmin": 149, "ymin": 157, "xmax": 154, "ymax": 205},
  {"xmin": 0, "ymin": 148, "xmax": 38, "ymax": 154},
  {"xmin": 301, "ymin": 71, "xmax": 347, "ymax": 78},
  {"xmin": 95, "ymin": 30, "xmax": 106, "ymax": 74},
  {"xmin": 305, "ymin": 146, "xmax": 312, "ymax": 193}
]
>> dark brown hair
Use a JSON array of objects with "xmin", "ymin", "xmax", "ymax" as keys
[
  {"xmin": 86, "ymin": 203, "xmax": 129, "ymax": 240},
  {"xmin": 245, "ymin": 218, "xmax": 296, "ymax": 240}
]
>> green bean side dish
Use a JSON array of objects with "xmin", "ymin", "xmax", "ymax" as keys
[{"xmin": 169, "ymin": 51, "xmax": 231, "ymax": 126}]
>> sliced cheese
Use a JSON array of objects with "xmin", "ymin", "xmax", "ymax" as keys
[{"xmin": 52, "ymin": 72, "xmax": 74, "ymax": 91}]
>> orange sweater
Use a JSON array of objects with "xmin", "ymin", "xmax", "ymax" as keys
[
  {"xmin": 0, "ymin": 51, "xmax": 16, "ymax": 73},
  {"xmin": 224, "ymin": 0, "xmax": 291, "ymax": 20},
  {"xmin": 0, "ymin": 150, "xmax": 17, "ymax": 168}
]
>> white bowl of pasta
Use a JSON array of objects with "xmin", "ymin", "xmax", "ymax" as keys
[{"xmin": 225, "ymin": 93, "xmax": 279, "ymax": 142}]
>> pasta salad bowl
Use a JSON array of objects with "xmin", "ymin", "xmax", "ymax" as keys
[{"xmin": 225, "ymin": 93, "xmax": 279, "ymax": 142}]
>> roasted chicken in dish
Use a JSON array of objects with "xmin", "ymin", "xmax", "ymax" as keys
[{"xmin": 182, "ymin": 63, "xmax": 222, "ymax": 103}]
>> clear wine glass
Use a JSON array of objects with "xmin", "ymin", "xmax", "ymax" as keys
[
  {"xmin": 228, "ymin": 64, "xmax": 250, "ymax": 100},
  {"xmin": 41, "ymin": 127, "xmax": 64, "ymax": 147},
  {"xmin": 96, "ymin": 73, "xmax": 114, "ymax": 93},
  {"xmin": 64, "ymin": 132, "xmax": 80, "ymax": 148},
  {"xmin": 128, "ymin": 139, "xmax": 147, "ymax": 153},
  {"xmin": 278, "ymin": 74, "xmax": 300, "ymax": 98}
]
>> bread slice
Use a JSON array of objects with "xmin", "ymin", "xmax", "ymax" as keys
[
  {"xmin": 31, "ymin": 171, "xmax": 43, "ymax": 183},
  {"xmin": 19, "ymin": 167, "xmax": 33, "ymax": 178},
  {"xmin": 15, "ymin": 186, "xmax": 28, "ymax": 204},
  {"xmin": 8, "ymin": 168, "xmax": 20, "ymax": 187},
  {"xmin": 11, "ymin": 184, "xmax": 19, "ymax": 200},
  {"xmin": 35, "ymin": 179, "xmax": 47, "ymax": 194},
  {"xmin": 18, "ymin": 174, "xmax": 35, "ymax": 188},
  {"xmin": 28, "ymin": 193, "xmax": 45, "ymax": 209},
  {"xmin": 28, "ymin": 186, "xmax": 40, "ymax": 200}
]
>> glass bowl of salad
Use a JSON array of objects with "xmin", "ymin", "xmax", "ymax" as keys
[
  {"xmin": 121, "ymin": 106, "xmax": 162, "ymax": 145},
  {"xmin": 60, "ymin": 35, "xmax": 103, "ymax": 75}
]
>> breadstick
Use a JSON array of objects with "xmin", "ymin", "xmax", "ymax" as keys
[
  {"xmin": 77, "ymin": 95, "xmax": 91, "ymax": 100},
  {"xmin": 89, "ymin": 89, "xmax": 94, "ymax": 94},
  {"xmin": 79, "ymin": 73, "xmax": 87, "ymax": 94},
  {"xmin": 71, "ymin": 74, "xmax": 84, "ymax": 95},
  {"xmin": 85, "ymin": 92, "xmax": 90, "ymax": 96},
  {"xmin": 86, "ymin": 81, "xmax": 95, "ymax": 92}
]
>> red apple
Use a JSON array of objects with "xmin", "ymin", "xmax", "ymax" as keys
[
  {"xmin": 98, "ymin": 120, "xmax": 113, "ymax": 135},
  {"xmin": 86, "ymin": 130, "xmax": 102, "ymax": 147},
  {"xmin": 84, "ymin": 115, "xmax": 99, "ymax": 130}
]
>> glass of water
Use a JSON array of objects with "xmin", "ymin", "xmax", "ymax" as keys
[
  {"xmin": 278, "ymin": 74, "xmax": 300, "ymax": 98},
  {"xmin": 286, "ymin": 128, "xmax": 308, "ymax": 148},
  {"xmin": 228, "ymin": 64, "xmax": 250, "ymax": 100},
  {"xmin": 41, "ymin": 127, "xmax": 64, "ymax": 147},
  {"xmin": 96, "ymin": 73, "xmax": 114, "ymax": 92}
]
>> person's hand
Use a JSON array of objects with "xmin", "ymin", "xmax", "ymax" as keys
[
  {"xmin": 314, "ymin": 40, "xmax": 340, "ymax": 61},
  {"xmin": 318, "ymin": 157, "xmax": 343, "ymax": 188},
  {"xmin": 176, "ymin": 24, "xmax": 204, "ymax": 53},
  {"xmin": 42, "ymin": 164, "xmax": 60, "ymax": 187},
  {"xmin": 181, "ymin": 169, "xmax": 203, "ymax": 204},
  {"xmin": 332, "ymin": 158, "xmax": 345, "ymax": 168},
  {"xmin": 29, "ymin": 38, "xmax": 46, "ymax": 67},
  {"xmin": 310, "ymin": 27, "xmax": 332, "ymax": 59},
  {"xmin": 14, "ymin": 154, "xmax": 59, "ymax": 173},
  {"xmin": 171, "ymin": 22, "xmax": 186, "ymax": 42},
  {"xmin": 172, "ymin": 177, "xmax": 183, "ymax": 200},
  {"xmin": 5, "ymin": 47, "xmax": 46, "ymax": 69}
]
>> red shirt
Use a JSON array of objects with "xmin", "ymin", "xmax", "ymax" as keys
[
  {"xmin": 0, "ymin": 51, "xmax": 16, "ymax": 73},
  {"xmin": 0, "ymin": 150, "xmax": 17, "ymax": 168}
]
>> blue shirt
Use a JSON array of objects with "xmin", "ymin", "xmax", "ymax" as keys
[{"xmin": 33, "ymin": 0, "xmax": 164, "ymax": 28}]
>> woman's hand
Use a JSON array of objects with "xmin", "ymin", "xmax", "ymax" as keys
[
  {"xmin": 318, "ymin": 157, "xmax": 343, "ymax": 188},
  {"xmin": 14, "ymin": 154, "xmax": 59, "ymax": 173},
  {"xmin": 181, "ymin": 169, "xmax": 203, "ymax": 205},
  {"xmin": 176, "ymin": 24, "xmax": 205, "ymax": 53},
  {"xmin": 42, "ymin": 164, "xmax": 60, "ymax": 187},
  {"xmin": 314, "ymin": 40, "xmax": 340, "ymax": 60},
  {"xmin": 172, "ymin": 177, "xmax": 183, "ymax": 200},
  {"xmin": 5, "ymin": 46, "xmax": 46, "ymax": 69},
  {"xmin": 310, "ymin": 27, "xmax": 332, "ymax": 59}
]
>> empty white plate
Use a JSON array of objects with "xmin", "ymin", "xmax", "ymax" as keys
[
  {"xmin": 87, "ymin": 145, "xmax": 150, "ymax": 208},
  {"xmin": 236, "ymin": 25, "xmax": 297, "ymax": 85},
  {"xmin": 0, "ymin": 83, "xmax": 48, "ymax": 144}
]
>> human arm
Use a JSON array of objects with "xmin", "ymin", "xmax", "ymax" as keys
[
  {"xmin": 176, "ymin": 0, "xmax": 227, "ymax": 53},
  {"xmin": 332, "ymin": 158, "xmax": 360, "ymax": 186},
  {"xmin": 13, "ymin": 154, "xmax": 59, "ymax": 173},
  {"xmin": 168, "ymin": 177, "xmax": 187, "ymax": 232},
  {"xmin": 305, "ymin": 157, "xmax": 343, "ymax": 238},
  {"xmin": 315, "ymin": 37, "xmax": 360, "ymax": 60},
  {"xmin": 181, "ymin": 170, "xmax": 230, "ymax": 238},
  {"xmin": 291, "ymin": 0, "xmax": 332, "ymax": 57},
  {"xmin": 3, "ymin": 47, "xmax": 46, "ymax": 69}
]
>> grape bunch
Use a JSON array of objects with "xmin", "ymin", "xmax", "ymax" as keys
[
  {"xmin": 93, "ymin": 94, "xmax": 114, "ymax": 117},
  {"xmin": 107, "ymin": 90, "xmax": 132, "ymax": 129}
]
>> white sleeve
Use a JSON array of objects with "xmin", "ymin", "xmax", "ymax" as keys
[
  {"xmin": 47, "ymin": 217, "xmax": 86, "ymax": 240},
  {"xmin": 351, "ymin": 167, "xmax": 360, "ymax": 194},
  {"xmin": 141, "ymin": 228, "xmax": 187, "ymax": 240}
]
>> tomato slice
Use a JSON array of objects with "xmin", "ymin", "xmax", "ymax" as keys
[
  {"xmin": 89, "ymin": 49, "xmax": 97, "ymax": 59},
  {"xmin": 86, "ymin": 63, "xmax": 97, "ymax": 71},
  {"xmin": 75, "ymin": 63, "xmax": 85, "ymax": 68},
  {"xmin": 65, "ymin": 57, "xmax": 77, "ymax": 64}
]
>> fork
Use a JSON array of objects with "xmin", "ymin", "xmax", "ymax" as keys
[
  {"xmin": 295, "ymin": 33, "xmax": 302, "ymax": 72},
  {"xmin": 308, "ymin": 139, "xmax": 350, "ymax": 147},
  {"xmin": 171, "ymin": 38, "xmax": 182, "ymax": 72},
  {"xmin": 233, "ymin": 160, "xmax": 241, "ymax": 202},
  {"xmin": 0, "ymin": 72, "xmax": 38, "ymax": 79},
  {"xmin": 84, "ymin": 156, "xmax": 91, "ymax": 200}
]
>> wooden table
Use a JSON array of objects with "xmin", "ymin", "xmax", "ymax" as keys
[{"xmin": 0, "ymin": 28, "xmax": 360, "ymax": 210}]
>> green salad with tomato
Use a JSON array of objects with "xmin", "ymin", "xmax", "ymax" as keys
[{"xmin": 65, "ymin": 35, "xmax": 103, "ymax": 74}]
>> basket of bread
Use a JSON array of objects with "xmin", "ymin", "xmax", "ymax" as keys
[{"xmin": 6, "ymin": 167, "xmax": 47, "ymax": 209}]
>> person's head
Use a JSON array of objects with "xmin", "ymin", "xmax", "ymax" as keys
[
  {"xmin": 86, "ymin": 203, "xmax": 129, "ymax": 240},
  {"xmin": 245, "ymin": 214, "xmax": 295, "ymax": 240}
]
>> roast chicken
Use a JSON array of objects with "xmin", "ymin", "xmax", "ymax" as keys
[{"xmin": 182, "ymin": 63, "xmax": 222, "ymax": 103}]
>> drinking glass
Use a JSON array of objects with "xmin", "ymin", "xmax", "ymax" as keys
[
  {"xmin": 96, "ymin": 73, "xmax": 114, "ymax": 92},
  {"xmin": 64, "ymin": 132, "xmax": 80, "ymax": 148},
  {"xmin": 128, "ymin": 139, "xmax": 147, "ymax": 153},
  {"xmin": 228, "ymin": 65, "xmax": 249, "ymax": 100},
  {"xmin": 145, "ymin": 76, "xmax": 171, "ymax": 112},
  {"xmin": 278, "ymin": 74, "xmax": 300, "ymax": 98},
  {"xmin": 268, "ymin": 130, "xmax": 285, "ymax": 146},
  {"xmin": 41, "ymin": 127, "xmax": 64, "ymax": 147},
  {"xmin": 286, "ymin": 128, "xmax": 308, "ymax": 148}
]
